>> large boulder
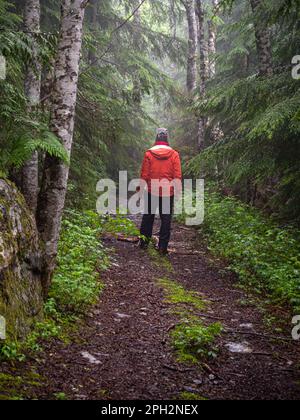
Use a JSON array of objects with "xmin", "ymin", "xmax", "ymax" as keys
[{"xmin": 0, "ymin": 179, "xmax": 43, "ymax": 341}]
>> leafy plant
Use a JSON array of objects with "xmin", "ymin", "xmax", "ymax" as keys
[
  {"xmin": 102, "ymin": 213, "xmax": 141, "ymax": 238},
  {"xmin": 171, "ymin": 320, "xmax": 222, "ymax": 364},
  {"xmin": 49, "ymin": 210, "xmax": 109, "ymax": 315},
  {"xmin": 183, "ymin": 187, "xmax": 300, "ymax": 313}
]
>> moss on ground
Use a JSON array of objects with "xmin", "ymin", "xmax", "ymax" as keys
[
  {"xmin": 178, "ymin": 392, "xmax": 207, "ymax": 400},
  {"xmin": 157, "ymin": 277, "xmax": 206, "ymax": 310},
  {"xmin": 157, "ymin": 276, "xmax": 222, "ymax": 365},
  {"xmin": 0, "ymin": 371, "xmax": 44, "ymax": 400},
  {"xmin": 148, "ymin": 246, "xmax": 174, "ymax": 272}
]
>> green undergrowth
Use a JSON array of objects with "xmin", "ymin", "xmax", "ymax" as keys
[
  {"xmin": 0, "ymin": 210, "xmax": 109, "ymax": 363},
  {"xmin": 157, "ymin": 277, "xmax": 222, "ymax": 365},
  {"xmin": 171, "ymin": 319, "xmax": 222, "ymax": 365},
  {"xmin": 177, "ymin": 187, "xmax": 300, "ymax": 313},
  {"xmin": 148, "ymin": 245, "xmax": 174, "ymax": 272},
  {"xmin": 0, "ymin": 371, "xmax": 44, "ymax": 400},
  {"xmin": 101, "ymin": 213, "xmax": 141, "ymax": 238},
  {"xmin": 49, "ymin": 209, "xmax": 109, "ymax": 315},
  {"xmin": 178, "ymin": 392, "xmax": 207, "ymax": 401},
  {"xmin": 157, "ymin": 278, "xmax": 206, "ymax": 310}
]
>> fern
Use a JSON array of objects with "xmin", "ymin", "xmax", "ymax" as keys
[{"xmin": 1, "ymin": 127, "xmax": 69, "ymax": 172}]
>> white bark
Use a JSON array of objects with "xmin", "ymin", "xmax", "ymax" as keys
[
  {"xmin": 37, "ymin": 0, "xmax": 87, "ymax": 296},
  {"xmin": 182, "ymin": 0, "xmax": 198, "ymax": 93},
  {"xmin": 21, "ymin": 0, "xmax": 41, "ymax": 215},
  {"xmin": 208, "ymin": 0, "xmax": 218, "ymax": 77},
  {"xmin": 208, "ymin": 0, "xmax": 223, "ymax": 143}
]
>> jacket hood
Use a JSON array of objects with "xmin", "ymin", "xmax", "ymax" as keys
[{"xmin": 148, "ymin": 146, "xmax": 174, "ymax": 160}]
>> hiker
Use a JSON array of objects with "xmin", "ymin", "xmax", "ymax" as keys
[{"xmin": 139, "ymin": 128, "xmax": 182, "ymax": 255}]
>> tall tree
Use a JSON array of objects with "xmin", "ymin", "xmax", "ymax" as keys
[
  {"xmin": 207, "ymin": 0, "xmax": 223, "ymax": 143},
  {"xmin": 37, "ymin": 0, "xmax": 87, "ymax": 296},
  {"xmin": 250, "ymin": 0, "xmax": 273, "ymax": 76},
  {"xmin": 21, "ymin": 0, "xmax": 41, "ymax": 214},
  {"xmin": 208, "ymin": 0, "xmax": 218, "ymax": 77},
  {"xmin": 181, "ymin": 0, "xmax": 198, "ymax": 93},
  {"xmin": 88, "ymin": 0, "xmax": 98, "ymax": 64},
  {"xmin": 132, "ymin": 0, "xmax": 143, "ymax": 105},
  {"xmin": 195, "ymin": 0, "xmax": 207, "ymax": 150}
]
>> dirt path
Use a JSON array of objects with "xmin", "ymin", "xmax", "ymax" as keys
[{"xmin": 2, "ymin": 218, "xmax": 300, "ymax": 400}]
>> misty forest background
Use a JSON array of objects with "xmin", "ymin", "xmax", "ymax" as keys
[{"xmin": 0, "ymin": 0, "xmax": 300, "ymax": 360}]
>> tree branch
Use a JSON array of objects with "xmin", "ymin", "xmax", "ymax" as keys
[{"xmin": 80, "ymin": 0, "xmax": 147, "ymax": 75}]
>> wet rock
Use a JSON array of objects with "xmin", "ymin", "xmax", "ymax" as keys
[
  {"xmin": 81, "ymin": 351, "xmax": 102, "ymax": 365},
  {"xmin": 225, "ymin": 342, "xmax": 253, "ymax": 354},
  {"xmin": 239, "ymin": 323, "xmax": 254, "ymax": 329},
  {"xmin": 0, "ymin": 179, "xmax": 43, "ymax": 340},
  {"xmin": 193, "ymin": 379, "xmax": 203, "ymax": 386},
  {"xmin": 115, "ymin": 312, "xmax": 131, "ymax": 319}
]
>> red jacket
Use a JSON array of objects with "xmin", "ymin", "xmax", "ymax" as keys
[{"xmin": 140, "ymin": 145, "xmax": 182, "ymax": 197}]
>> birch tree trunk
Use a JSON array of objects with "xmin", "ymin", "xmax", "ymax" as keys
[
  {"xmin": 37, "ymin": 0, "xmax": 87, "ymax": 296},
  {"xmin": 207, "ymin": 0, "xmax": 223, "ymax": 143},
  {"xmin": 182, "ymin": 0, "xmax": 198, "ymax": 93},
  {"xmin": 250, "ymin": 0, "xmax": 273, "ymax": 76},
  {"xmin": 208, "ymin": 0, "xmax": 218, "ymax": 78},
  {"xmin": 21, "ymin": 0, "xmax": 41, "ymax": 215},
  {"xmin": 195, "ymin": 0, "xmax": 207, "ymax": 151}
]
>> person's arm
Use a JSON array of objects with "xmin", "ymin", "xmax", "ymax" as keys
[
  {"xmin": 173, "ymin": 152, "xmax": 182, "ymax": 196},
  {"xmin": 137, "ymin": 152, "xmax": 151, "ymax": 193}
]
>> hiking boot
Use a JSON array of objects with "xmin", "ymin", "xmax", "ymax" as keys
[
  {"xmin": 157, "ymin": 247, "xmax": 169, "ymax": 256},
  {"xmin": 139, "ymin": 240, "xmax": 149, "ymax": 250}
]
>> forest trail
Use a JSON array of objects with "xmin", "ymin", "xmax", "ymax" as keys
[{"xmin": 5, "ymin": 218, "xmax": 300, "ymax": 400}]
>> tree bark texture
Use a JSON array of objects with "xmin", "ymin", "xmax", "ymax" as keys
[
  {"xmin": 37, "ymin": 0, "xmax": 87, "ymax": 297},
  {"xmin": 195, "ymin": 0, "xmax": 207, "ymax": 150},
  {"xmin": 250, "ymin": 0, "xmax": 273, "ymax": 76},
  {"xmin": 182, "ymin": 0, "xmax": 198, "ymax": 93},
  {"xmin": 21, "ymin": 0, "xmax": 41, "ymax": 215}
]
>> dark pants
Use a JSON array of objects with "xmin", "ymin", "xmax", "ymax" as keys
[{"xmin": 140, "ymin": 194, "xmax": 174, "ymax": 250}]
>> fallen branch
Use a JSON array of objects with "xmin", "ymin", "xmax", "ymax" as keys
[{"xmin": 117, "ymin": 235, "xmax": 139, "ymax": 244}]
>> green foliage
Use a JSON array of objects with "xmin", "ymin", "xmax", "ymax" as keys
[
  {"xmin": 1, "ymin": 125, "xmax": 69, "ymax": 172},
  {"xmin": 0, "ymin": 370, "xmax": 43, "ymax": 400},
  {"xmin": 171, "ymin": 320, "xmax": 222, "ymax": 365},
  {"xmin": 49, "ymin": 210, "xmax": 109, "ymax": 315},
  {"xmin": 67, "ymin": 0, "xmax": 185, "ymax": 208},
  {"xmin": 197, "ymin": 188, "xmax": 300, "ymax": 312},
  {"xmin": 102, "ymin": 213, "xmax": 141, "ymax": 237},
  {"xmin": 178, "ymin": 392, "xmax": 207, "ymax": 401},
  {"xmin": 158, "ymin": 276, "xmax": 222, "ymax": 365},
  {"xmin": 0, "ymin": 319, "xmax": 61, "ymax": 362},
  {"xmin": 1, "ymin": 209, "xmax": 109, "ymax": 362},
  {"xmin": 182, "ymin": 0, "xmax": 300, "ymax": 222},
  {"xmin": 53, "ymin": 392, "xmax": 68, "ymax": 400},
  {"xmin": 0, "ymin": 0, "xmax": 60, "ymax": 175},
  {"xmin": 158, "ymin": 277, "xmax": 206, "ymax": 310}
]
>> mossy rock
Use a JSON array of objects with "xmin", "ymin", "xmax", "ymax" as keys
[{"xmin": 0, "ymin": 179, "xmax": 43, "ymax": 341}]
